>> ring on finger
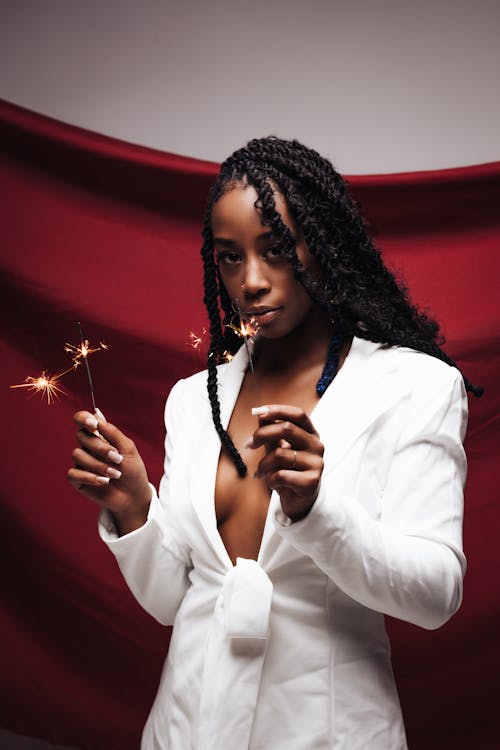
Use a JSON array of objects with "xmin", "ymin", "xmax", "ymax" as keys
[{"xmin": 292, "ymin": 449, "xmax": 297, "ymax": 470}]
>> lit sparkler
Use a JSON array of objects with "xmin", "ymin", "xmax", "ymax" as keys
[
  {"xmin": 10, "ymin": 323, "xmax": 108, "ymax": 407},
  {"xmin": 10, "ymin": 368, "xmax": 73, "ymax": 405},
  {"xmin": 64, "ymin": 334, "xmax": 108, "ymax": 367},
  {"xmin": 229, "ymin": 300, "xmax": 259, "ymax": 374},
  {"xmin": 67, "ymin": 322, "xmax": 107, "ymax": 413}
]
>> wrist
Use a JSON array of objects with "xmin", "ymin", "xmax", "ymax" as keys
[{"xmin": 111, "ymin": 486, "xmax": 152, "ymax": 536}]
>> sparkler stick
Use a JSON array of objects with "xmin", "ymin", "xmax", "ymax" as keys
[
  {"xmin": 232, "ymin": 299, "xmax": 258, "ymax": 375},
  {"xmin": 75, "ymin": 321, "xmax": 98, "ymax": 413}
]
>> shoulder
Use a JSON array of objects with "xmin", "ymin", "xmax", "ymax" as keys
[
  {"xmin": 360, "ymin": 339, "xmax": 468, "ymax": 440},
  {"xmin": 353, "ymin": 336, "xmax": 465, "ymax": 392},
  {"xmin": 165, "ymin": 343, "xmax": 247, "ymax": 411}
]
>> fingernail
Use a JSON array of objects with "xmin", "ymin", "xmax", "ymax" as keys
[
  {"xmin": 106, "ymin": 467, "xmax": 122, "ymax": 480},
  {"xmin": 94, "ymin": 407, "xmax": 106, "ymax": 423},
  {"xmin": 243, "ymin": 436, "xmax": 254, "ymax": 449},
  {"xmin": 85, "ymin": 416, "xmax": 99, "ymax": 430},
  {"xmin": 95, "ymin": 476, "xmax": 110, "ymax": 485},
  {"xmin": 251, "ymin": 406, "xmax": 269, "ymax": 416},
  {"xmin": 107, "ymin": 450, "xmax": 123, "ymax": 464}
]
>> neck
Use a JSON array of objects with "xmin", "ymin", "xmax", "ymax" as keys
[{"xmin": 253, "ymin": 307, "xmax": 334, "ymax": 374}]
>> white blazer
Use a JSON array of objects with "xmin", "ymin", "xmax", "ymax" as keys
[{"xmin": 100, "ymin": 336, "xmax": 468, "ymax": 750}]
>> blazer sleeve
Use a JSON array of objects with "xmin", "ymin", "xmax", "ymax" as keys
[
  {"xmin": 98, "ymin": 379, "xmax": 191, "ymax": 626},
  {"xmin": 273, "ymin": 364, "xmax": 468, "ymax": 630}
]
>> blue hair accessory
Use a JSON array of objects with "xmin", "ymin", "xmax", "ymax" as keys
[{"xmin": 316, "ymin": 334, "xmax": 343, "ymax": 395}]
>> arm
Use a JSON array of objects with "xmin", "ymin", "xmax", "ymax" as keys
[
  {"xmin": 69, "ymin": 380, "xmax": 191, "ymax": 625},
  {"xmin": 253, "ymin": 367, "xmax": 468, "ymax": 629},
  {"xmin": 101, "ymin": 380, "xmax": 192, "ymax": 625}
]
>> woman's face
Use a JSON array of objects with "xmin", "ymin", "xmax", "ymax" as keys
[{"xmin": 211, "ymin": 184, "xmax": 317, "ymax": 340}]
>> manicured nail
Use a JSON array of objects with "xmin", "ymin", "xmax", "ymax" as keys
[
  {"xmin": 106, "ymin": 467, "xmax": 122, "ymax": 480},
  {"xmin": 94, "ymin": 407, "xmax": 106, "ymax": 422},
  {"xmin": 95, "ymin": 476, "xmax": 110, "ymax": 485},
  {"xmin": 251, "ymin": 406, "xmax": 269, "ymax": 416},
  {"xmin": 243, "ymin": 436, "xmax": 255, "ymax": 449},
  {"xmin": 85, "ymin": 416, "xmax": 99, "ymax": 430},
  {"xmin": 107, "ymin": 450, "xmax": 123, "ymax": 464}
]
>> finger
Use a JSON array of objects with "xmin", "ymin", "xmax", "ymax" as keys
[
  {"xmin": 251, "ymin": 405, "xmax": 318, "ymax": 435},
  {"xmin": 73, "ymin": 410, "xmax": 102, "ymax": 436},
  {"xmin": 75, "ymin": 429, "xmax": 123, "ymax": 465},
  {"xmin": 249, "ymin": 421, "xmax": 324, "ymax": 453},
  {"xmin": 72, "ymin": 447, "xmax": 123, "ymax": 480},
  {"xmin": 67, "ymin": 466, "xmax": 112, "ymax": 489},
  {"xmin": 73, "ymin": 411, "xmax": 134, "ymax": 460},
  {"xmin": 267, "ymin": 468, "xmax": 322, "ymax": 496},
  {"xmin": 92, "ymin": 418, "xmax": 136, "ymax": 457},
  {"xmin": 255, "ymin": 448, "xmax": 323, "ymax": 478},
  {"xmin": 94, "ymin": 407, "xmax": 106, "ymax": 422}
]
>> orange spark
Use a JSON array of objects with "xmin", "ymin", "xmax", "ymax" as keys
[
  {"xmin": 10, "ymin": 369, "xmax": 71, "ymax": 405},
  {"xmin": 226, "ymin": 317, "xmax": 260, "ymax": 340},
  {"xmin": 187, "ymin": 328, "xmax": 207, "ymax": 349},
  {"xmin": 64, "ymin": 339, "xmax": 108, "ymax": 367}
]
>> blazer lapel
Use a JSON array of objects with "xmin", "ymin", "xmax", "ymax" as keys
[{"xmin": 189, "ymin": 345, "xmax": 249, "ymax": 568}]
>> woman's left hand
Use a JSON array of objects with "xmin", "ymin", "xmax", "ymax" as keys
[{"xmin": 248, "ymin": 404, "xmax": 324, "ymax": 522}]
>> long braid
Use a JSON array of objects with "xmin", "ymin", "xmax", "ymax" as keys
[
  {"xmin": 201, "ymin": 214, "xmax": 248, "ymax": 477},
  {"xmin": 200, "ymin": 137, "xmax": 483, "ymax": 476}
]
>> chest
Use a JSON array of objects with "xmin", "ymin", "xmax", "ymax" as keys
[{"xmin": 214, "ymin": 367, "xmax": 322, "ymax": 564}]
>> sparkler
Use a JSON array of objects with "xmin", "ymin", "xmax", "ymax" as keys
[
  {"xmin": 10, "ymin": 324, "xmax": 108, "ymax": 407},
  {"xmin": 229, "ymin": 300, "xmax": 259, "ymax": 374},
  {"xmin": 66, "ymin": 322, "xmax": 107, "ymax": 413}
]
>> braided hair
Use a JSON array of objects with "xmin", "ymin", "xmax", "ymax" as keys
[{"xmin": 201, "ymin": 136, "xmax": 482, "ymax": 476}]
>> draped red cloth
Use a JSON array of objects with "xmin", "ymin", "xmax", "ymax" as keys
[{"xmin": 0, "ymin": 99, "xmax": 499, "ymax": 750}]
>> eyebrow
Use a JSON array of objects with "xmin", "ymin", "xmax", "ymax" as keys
[{"xmin": 213, "ymin": 232, "xmax": 274, "ymax": 247}]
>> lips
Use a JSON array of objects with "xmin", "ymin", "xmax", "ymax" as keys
[
  {"xmin": 245, "ymin": 306, "xmax": 280, "ymax": 316},
  {"xmin": 245, "ymin": 307, "xmax": 282, "ymax": 326}
]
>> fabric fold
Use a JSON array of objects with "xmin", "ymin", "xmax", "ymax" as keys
[{"xmin": 198, "ymin": 559, "xmax": 273, "ymax": 749}]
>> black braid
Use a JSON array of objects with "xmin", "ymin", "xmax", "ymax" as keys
[
  {"xmin": 201, "ymin": 137, "xmax": 483, "ymax": 476},
  {"xmin": 201, "ymin": 214, "xmax": 248, "ymax": 476}
]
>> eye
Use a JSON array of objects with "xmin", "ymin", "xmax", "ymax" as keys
[
  {"xmin": 217, "ymin": 250, "xmax": 242, "ymax": 266},
  {"xmin": 264, "ymin": 244, "xmax": 286, "ymax": 263}
]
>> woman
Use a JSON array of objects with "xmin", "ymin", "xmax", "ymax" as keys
[{"xmin": 68, "ymin": 137, "xmax": 479, "ymax": 749}]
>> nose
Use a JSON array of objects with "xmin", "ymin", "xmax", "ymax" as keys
[{"xmin": 241, "ymin": 257, "xmax": 270, "ymax": 298}]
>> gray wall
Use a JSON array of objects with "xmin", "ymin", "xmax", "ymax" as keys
[{"xmin": 1, "ymin": 0, "xmax": 499, "ymax": 173}]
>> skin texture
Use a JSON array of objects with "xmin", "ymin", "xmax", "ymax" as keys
[{"xmin": 68, "ymin": 184, "xmax": 349, "ymax": 556}]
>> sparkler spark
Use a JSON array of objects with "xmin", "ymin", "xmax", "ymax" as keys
[
  {"xmin": 68, "ymin": 322, "xmax": 107, "ymax": 413},
  {"xmin": 187, "ymin": 328, "xmax": 207, "ymax": 350},
  {"xmin": 10, "ymin": 369, "xmax": 71, "ymax": 405},
  {"xmin": 226, "ymin": 318, "xmax": 260, "ymax": 340},
  {"xmin": 64, "ymin": 339, "xmax": 108, "ymax": 367},
  {"xmin": 10, "ymin": 324, "xmax": 109, "ymax": 407},
  {"xmin": 229, "ymin": 300, "xmax": 259, "ymax": 374}
]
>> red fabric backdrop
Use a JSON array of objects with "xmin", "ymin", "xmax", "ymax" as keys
[{"xmin": 0, "ymin": 99, "xmax": 499, "ymax": 749}]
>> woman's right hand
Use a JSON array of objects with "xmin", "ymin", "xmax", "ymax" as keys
[{"xmin": 67, "ymin": 411, "xmax": 152, "ymax": 536}]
